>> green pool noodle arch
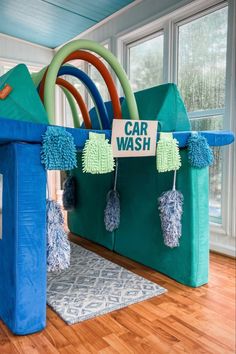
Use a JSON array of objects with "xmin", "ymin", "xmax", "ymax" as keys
[{"xmin": 44, "ymin": 39, "xmax": 139, "ymax": 124}]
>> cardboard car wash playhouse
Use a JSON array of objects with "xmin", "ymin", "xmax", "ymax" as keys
[{"xmin": 0, "ymin": 40, "xmax": 234, "ymax": 335}]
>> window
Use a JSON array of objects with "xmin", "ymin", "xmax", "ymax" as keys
[
  {"xmin": 178, "ymin": 7, "xmax": 227, "ymax": 113},
  {"xmin": 177, "ymin": 5, "xmax": 228, "ymax": 222},
  {"xmin": 122, "ymin": 2, "xmax": 230, "ymax": 226},
  {"xmin": 88, "ymin": 43, "xmax": 110, "ymax": 109},
  {"xmin": 128, "ymin": 33, "xmax": 164, "ymax": 91}
]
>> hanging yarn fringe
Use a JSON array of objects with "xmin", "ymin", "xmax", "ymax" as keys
[
  {"xmin": 104, "ymin": 190, "xmax": 120, "ymax": 232},
  {"xmin": 62, "ymin": 175, "xmax": 76, "ymax": 211},
  {"xmin": 82, "ymin": 132, "xmax": 115, "ymax": 174},
  {"xmin": 187, "ymin": 132, "xmax": 214, "ymax": 168},
  {"xmin": 158, "ymin": 171, "xmax": 183, "ymax": 248},
  {"xmin": 46, "ymin": 199, "xmax": 70, "ymax": 272},
  {"xmin": 104, "ymin": 160, "xmax": 120, "ymax": 232},
  {"xmin": 156, "ymin": 132, "xmax": 181, "ymax": 172},
  {"xmin": 41, "ymin": 126, "xmax": 77, "ymax": 170}
]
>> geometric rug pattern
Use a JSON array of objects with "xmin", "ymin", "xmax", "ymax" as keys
[{"xmin": 47, "ymin": 242, "xmax": 167, "ymax": 324}]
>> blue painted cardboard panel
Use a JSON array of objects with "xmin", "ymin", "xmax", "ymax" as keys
[
  {"xmin": 0, "ymin": 143, "xmax": 47, "ymax": 335},
  {"xmin": 0, "ymin": 117, "xmax": 234, "ymax": 148}
]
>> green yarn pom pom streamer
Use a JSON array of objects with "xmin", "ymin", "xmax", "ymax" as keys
[
  {"xmin": 82, "ymin": 132, "xmax": 115, "ymax": 174},
  {"xmin": 156, "ymin": 132, "xmax": 181, "ymax": 172},
  {"xmin": 41, "ymin": 126, "xmax": 77, "ymax": 170}
]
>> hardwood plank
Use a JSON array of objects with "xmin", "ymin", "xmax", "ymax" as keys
[
  {"xmin": 0, "ymin": 324, "xmax": 19, "ymax": 354},
  {"xmin": 12, "ymin": 337, "xmax": 41, "ymax": 354},
  {"xmin": 95, "ymin": 314, "xmax": 129, "ymax": 336},
  {"xmin": 111, "ymin": 309, "xmax": 153, "ymax": 338},
  {"xmin": 72, "ymin": 323, "xmax": 109, "ymax": 351},
  {"xmin": 43, "ymin": 322, "xmax": 69, "ymax": 349},
  {"xmin": 0, "ymin": 324, "xmax": 14, "ymax": 347},
  {"xmin": 53, "ymin": 326, "xmax": 81, "ymax": 346},
  {"xmin": 120, "ymin": 332, "xmax": 162, "ymax": 354},
  {"xmin": 98, "ymin": 346, "xmax": 120, "ymax": 354},
  {"xmin": 29, "ymin": 333, "xmax": 60, "ymax": 354},
  {"xmin": 0, "ymin": 341, "xmax": 20, "ymax": 354},
  {"xmin": 47, "ymin": 308, "xmax": 66, "ymax": 330},
  {"xmin": 103, "ymin": 333, "xmax": 134, "ymax": 353},
  {"xmin": 58, "ymin": 344, "xmax": 79, "ymax": 354}
]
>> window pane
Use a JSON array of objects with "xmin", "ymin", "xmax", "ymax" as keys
[
  {"xmin": 63, "ymin": 69, "xmax": 85, "ymax": 128},
  {"xmin": 88, "ymin": 43, "xmax": 110, "ymax": 109},
  {"xmin": 89, "ymin": 60, "xmax": 110, "ymax": 108},
  {"xmin": 129, "ymin": 34, "xmax": 164, "ymax": 91},
  {"xmin": 191, "ymin": 116, "xmax": 223, "ymax": 222},
  {"xmin": 178, "ymin": 7, "xmax": 228, "ymax": 112}
]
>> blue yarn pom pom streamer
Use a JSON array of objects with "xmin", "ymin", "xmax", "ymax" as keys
[
  {"xmin": 104, "ymin": 159, "xmax": 120, "ymax": 232},
  {"xmin": 62, "ymin": 176, "xmax": 76, "ymax": 211},
  {"xmin": 46, "ymin": 199, "xmax": 70, "ymax": 272},
  {"xmin": 41, "ymin": 126, "xmax": 77, "ymax": 170},
  {"xmin": 104, "ymin": 190, "xmax": 120, "ymax": 232},
  {"xmin": 158, "ymin": 171, "xmax": 184, "ymax": 248},
  {"xmin": 187, "ymin": 132, "xmax": 214, "ymax": 168}
]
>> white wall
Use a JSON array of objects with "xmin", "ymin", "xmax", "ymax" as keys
[
  {"xmin": 0, "ymin": 33, "xmax": 53, "ymax": 66},
  {"xmin": 0, "ymin": 33, "xmax": 55, "ymax": 199}
]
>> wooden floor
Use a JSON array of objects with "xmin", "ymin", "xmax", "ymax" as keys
[{"xmin": 0, "ymin": 234, "xmax": 235, "ymax": 354}]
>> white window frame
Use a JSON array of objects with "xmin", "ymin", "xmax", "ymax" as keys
[{"xmin": 118, "ymin": 0, "xmax": 235, "ymax": 255}]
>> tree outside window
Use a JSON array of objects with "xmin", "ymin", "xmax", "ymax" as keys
[
  {"xmin": 178, "ymin": 6, "xmax": 228, "ymax": 222},
  {"xmin": 128, "ymin": 34, "xmax": 164, "ymax": 91}
]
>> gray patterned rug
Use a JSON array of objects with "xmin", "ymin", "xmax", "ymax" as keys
[{"xmin": 47, "ymin": 242, "xmax": 166, "ymax": 324}]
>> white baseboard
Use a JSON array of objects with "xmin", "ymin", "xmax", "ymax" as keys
[{"xmin": 210, "ymin": 241, "xmax": 236, "ymax": 257}]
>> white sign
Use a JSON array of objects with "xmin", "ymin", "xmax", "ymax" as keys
[{"xmin": 111, "ymin": 119, "xmax": 158, "ymax": 158}]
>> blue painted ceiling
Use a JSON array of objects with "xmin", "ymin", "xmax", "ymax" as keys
[{"xmin": 0, "ymin": 0, "xmax": 134, "ymax": 48}]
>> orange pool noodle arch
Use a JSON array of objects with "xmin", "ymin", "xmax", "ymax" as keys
[{"xmin": 39, "ymin": 50, "xmax": 122, "ymax": 121}]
